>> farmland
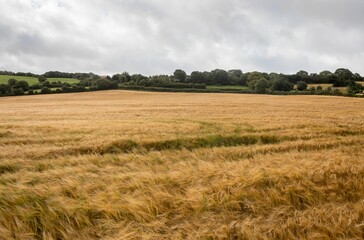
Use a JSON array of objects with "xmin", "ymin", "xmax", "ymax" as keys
[
  {"xmin": 0, "ymin": 91, "xmax": 363, "ymax": 239},
  {"xmin": 0, "ymin": 75, "xmax": 79, "ymax": 85}
]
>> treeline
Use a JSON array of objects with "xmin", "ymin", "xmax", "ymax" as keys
[
  {"xmin": 171, "ymin": 68, "xmax": 363, "ymax": 88},
  {"xmin": 0, "ymin": 68, "xmax": 363, "ymax": 97},
  {"xmin": 0, "ymin": 71, "xmax": 38, "ymax": 77},
  {"xmin": 0, "ymin": 70, "xmax": 97, "ymax": 80},
  {"xmin": 111, "ymin": 68, "xmax": 363, "ymax": 94}
]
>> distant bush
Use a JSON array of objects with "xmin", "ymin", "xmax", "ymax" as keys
[
  {"xmin": 296, "ymin": 81, "xmax": 308, "ymax": 91},
  {"xmin": 271, "ymin": 79, "xmax": 294, "ymax": 91},
  {"xmin": 14, "ymin": 80, "xmax": 29, "ymax": 91},
  {"xmin": 255, "ymin": 78, "xmax": 270, "ymax": 94},
  {"xmin": 8, "ymin": 79, "xmax": 17, "ymax": 86},
  {"xmin": 38, "ymin": 76, "xmax": 47, "ymax": 83},
  {"xmin": 94, "ymin": 79, "xmax": 118, "ymax": 90},
  {"xmin": 0, "ymin": 84, "xmax": 10, "ymax": 94},
  {"xmin": 12, "ymin": 88, "xmax": 24, "ymax": 95},
  {"xmin": 41, "ymin": 87, "xmax": 51, "ymax": 94}
]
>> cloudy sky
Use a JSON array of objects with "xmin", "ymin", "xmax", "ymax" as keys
[{"xmin": 1, "ymin": 0, "xmax": 364, "ymax": 75}]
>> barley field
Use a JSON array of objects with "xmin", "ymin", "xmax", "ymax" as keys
[{"xmin": 0, "ymin": 91, "xmax": 363, "ymax": 239}]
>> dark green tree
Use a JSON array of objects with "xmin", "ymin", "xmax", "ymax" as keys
[
  {"xmin": 334, "ymin": 68, "xmax": 354, "ymax": 80},
  {"xmin": 247, "ymin": 72, "xmax": 266, "ymax": 89},
  {"xmin": 94, "ymin": 79, "xmax": 118, "ymax": 90},
  {"xmin": 38, "ymin": 76, "xmax": 47, "ymax": 83},
  {"xmin": 173, "ymin": 69, "xmax": 187, "ymax": 82},
  {"xmin": 347, "ymin": 82, "xmax": 363, "ymax": 94},
  {"xmin": 0, "ymin": 84, "xmax": 10, "ymax": 94},
  {"xmin": 12, "ymin": 88, "xmax": 24, "ymax": 95},
  {"xmin": 319, "ymin": 70, "xmax": 332, "ymax": 77},
  {"xmin": 210, "ymin": 69, "xmax": 229, "ymax": 85},
  {"xmin": 41, "ymin": 87, "xmax": 51, "ymax": 94},
  {"xmin": 228, "ymin": 69, "xmax": 244, "ymax": 85},
  {"xmin": 190, "ymin": 71, "xmax": 205, "ymax": 84},
  {"xmin": 255, "ymin": 78, "xmax": 270, "ymax": 93},
  {"xmin": 296, "ymin": 70, "xmax": 309, "ymax": 77},
  {"xmin": 14, "ymin": 80, "xmax": 29, "ymax": 91},
  {"xmin": 8, "ymin": 79, "xmax": 17, "ymax": 86},
  {"xmin": 271, "ymin": 78, "xmax": 294, "ymax": 91},
  {"xmin": 296, "ymin": 81, "xmax": 308, "ymax": 91}
]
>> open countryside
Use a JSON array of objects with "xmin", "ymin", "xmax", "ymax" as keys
[
  {"xmin": 0, "ymin": 91, "xmax": 363, "ymax": 239},
  {"xmin": 0, "ymin": 75, "xmax": 80, "ymax": 85},
  {"xmin": 1, "ymin": 69, "xmax": 364, "ymax": 97}
]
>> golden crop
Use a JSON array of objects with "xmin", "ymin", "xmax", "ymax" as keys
[{"xmin": 0, "ymin": 91, "xmax": 363, "ymax": 239}]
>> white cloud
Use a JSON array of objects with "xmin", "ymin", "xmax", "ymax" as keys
[{"xmin": 0, "ymin": 0, "xmax": 363, "ymax": 75}]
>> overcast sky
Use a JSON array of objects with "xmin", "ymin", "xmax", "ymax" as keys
[{"xmin": 1, "ymin": 0, "xmax": 364, "ymax": 75}]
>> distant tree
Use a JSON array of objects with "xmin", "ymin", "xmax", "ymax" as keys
[
  {"xmin": 333, "ymin": 89, "xmax": 342, "ymax": 95},
  {"xmin": 38, "ymin": 76, "xmax": 47, "ymax": 83},
  {"xmin": 8, "ymin": 79, "xmax": 17, "ymax": 86},
  {"xmin": 43, "ymin": 71, "xmax": 74, "ymax": 78},
  {"xmin": 255, "ymin": 78, "xmax": 270, "ymax": 93},
  {"xmin": 210, "ymin": 69, "xmax": 229, "ymax": 85},
  {"xmin": 333, "ymin": 68, "xmax": 354, "ymax": 87},
  {"xmin": 14, "ymin": 80, "xmax": 29, "ymax": 91},
  {"xmin": 347, "ymin": 81, "xmax": 363, "ymax": 94},
  {"xmin": 12, "ymin": 88, "xmax": 24, "ymax": 95},
  {"xmin": 296, "ymin": 81, "xmax": 308, "ymax": 91},
  {"xmin": 111, "ymin": 72, "xmax": 131, "ymax": 83},
  {"xmin": 130, "ymin": 74, "xmax": 148, "ymax": 83},
  {"xmin": 319, "ymin": 70, "xmax": 332, "ymax": 77},
  {"xmin": 247, "ymin": 72, "xmax": 266, "ymax": 89},
  {"xmin": 228, "ymin": 69, "xmax": 244, "ymax": 85},
  {"xmin": 118, "ymin": 72, "xmax": 131, "ymax": 83},
  {"xmin": 42, "ymin": 81, "xmax": 51, "ymax": 88},
  {"xmin": 190, "ymin": 71, "xmax": 205, "ymax": 84},
  {"xmin": 316, "ymin": 86, "xmax": 323, "ymax": 91},
  {"xmin": 271, "ymin": 78, "xmax": 294, "ymax": 91},
  {"xmin": 173, "ymin": 69, "xmax": 187, "ymax": 82},
  {"xmin": 94, "ymin": 79, "xmax": 118, "ymax": 90},
  {"xmin": 354, "ymin": 73, "xmax": 363, "ymax": 81},
  {"xmin": 201, "ymin": 71, "xmax": 212, "ymax": 84},
  {"xmin": 41, "ymin": 87, "xmax": 51, "ymax": 94},
  {"xmin": 334, "ymin": 68, "xmax": 354, "ymax": 80},
  {"xmin": 296, "ymin": 70, "xmax": 309, "ymax": 77},
  {"xmin": 0, "ymin": 84, "xmax": 10, "ymax": 94}
]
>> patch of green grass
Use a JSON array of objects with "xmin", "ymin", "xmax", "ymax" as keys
[
  {"xmin": 0, "ymin": 75, "xmax": 80, "ymax": 86},
  {"xmin": 0, "ymin": 75, "xmax": 39, "ymax": 85}
]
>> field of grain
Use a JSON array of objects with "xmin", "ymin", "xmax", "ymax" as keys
[{"xmin": 0, "ymin": 90, "xmax": 363, "ymax": 239}]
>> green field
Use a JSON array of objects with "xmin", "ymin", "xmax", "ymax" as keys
[
  {"xmin": 0, "ymin": 75, "xmax": 79, "ymax": 85},
  {"xmin": 0, "ymin": 75, "xmax": 39, "ymax": 85}
]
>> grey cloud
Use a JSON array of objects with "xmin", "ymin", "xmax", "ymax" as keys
[{"xmin": 0, "ymin": 0, "xmax": 363, "ymax": 75}]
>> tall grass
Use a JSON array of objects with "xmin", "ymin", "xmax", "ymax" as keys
[{"xmin": 0, "ymin": 91, "xmax": 363, "ymax": 239}]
